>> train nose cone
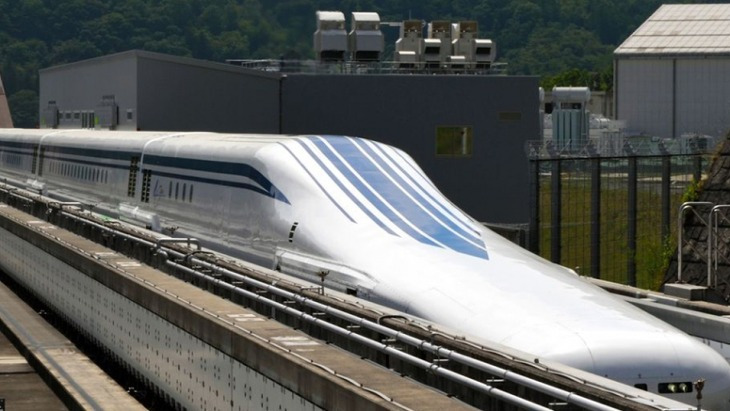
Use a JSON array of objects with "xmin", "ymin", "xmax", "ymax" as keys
[
  {"xmin": 582, "ymin": 329, "xmax": 730, "ymax": 410},
  {"xmin": 501, "ymin": 325, "xmax": 730, "ymax": 409}
]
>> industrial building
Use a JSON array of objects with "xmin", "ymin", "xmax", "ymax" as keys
[
  {"xmin": 614, "ymin": 4, "xmax": 730, "ymax": 139},
  {"xmin": 39, "ymin": 25, "xmax": 537, "ymax": 227}
]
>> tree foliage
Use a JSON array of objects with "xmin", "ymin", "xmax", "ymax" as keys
[{"xmin": 1, "ymin": 0, "xmax": 726, "ymax": 127}]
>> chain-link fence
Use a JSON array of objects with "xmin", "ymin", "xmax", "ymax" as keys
[{"xmin": 528, "ymin": 140, "xmax": 707, "ymax": 289}]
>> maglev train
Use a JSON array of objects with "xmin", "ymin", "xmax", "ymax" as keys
[{"xmin": 0, "ymin": 129, "xmax": 729, "ymax": 407}]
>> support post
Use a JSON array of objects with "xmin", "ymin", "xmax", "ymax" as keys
[
  {"xmin": 528, "ymin": 159, "xmax": 540, "ymax": 254},
  {"xmin": 590, "ymin": 158, "xmax": 601, "ymax": 278},
  {"xmin": 693, "ymin": 156, "xmax": 702, "ymax": 183},
  {"xmin": 661, "ymin": 156, "xmax": 671, "ymax": 243},
  {"xmin": 550, "ymin": 160, "xmax": 562, "ymax": 264},
  {"xmin": 627, "ymin": 157, "xmax": 637, "ymax": 286}
]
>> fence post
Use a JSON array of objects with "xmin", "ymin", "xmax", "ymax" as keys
[
  {"xmin": 528, "ymin": 159, "xmax": 540, "ymax": 254},
  {"xmin": 693, "ymin": 155, "xmax": 702, "ymax": 183},
  {"xmin": 627, "ymin": 156, "xmax": 638, "ymax": 286},
  {"xmin": 661, "ymin": 156, "xmax": 671, "ymax": 243},
  {"xmin": 590, "ymin": 158, "xmax": 601, "ymax": 278},
  {"xmin": 550, "ymin": 159, "xmax": 562, "ymax": 264}
]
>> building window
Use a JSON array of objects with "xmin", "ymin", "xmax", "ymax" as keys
[
  {"xmin": 74, "ymin": 111, "xmax": 80, "ymax": 120},
  {"xmin": 436, "ymin": 126, "xmax": 473, "ymax": 157},
  {"xmin": 127, "ymin": 109, "xmax": 134, "ymax": 121},
  {"xmin": 498, "ymin": 111, "xmax": 522, "ymax": 122}
]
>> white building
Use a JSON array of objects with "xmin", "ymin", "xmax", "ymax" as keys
[{"xmin": 615, "ymin": 4, "xmax": 730, "ymax": 139}]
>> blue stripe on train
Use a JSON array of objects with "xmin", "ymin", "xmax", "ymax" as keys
[
  {"xmin": 310, "ymin": 136, "xmax": 487, "ymax": 259},
  {"xmin": 351, "ymin": 138, "xmax": 484, "ymax": 245}
]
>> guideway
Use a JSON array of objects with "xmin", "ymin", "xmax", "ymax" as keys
[
  {"xmin": 0, "ymin": 185, "xmax": 699, "ymax": 410},
  {"xmin": 0, "ymin": 273, "xmax": 142, "ymax": 410},
  {"xmin": 0, "ymin": 202, "xmax": 474, "ymax": 410}
]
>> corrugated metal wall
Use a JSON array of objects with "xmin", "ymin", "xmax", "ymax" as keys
[
  {"xmin": 616, "ymin": 59, "xmax": 673, "ymax": 137},
  {"xmin": 616, "ymin": 57, "xmax": 730, "ymax": 139}
]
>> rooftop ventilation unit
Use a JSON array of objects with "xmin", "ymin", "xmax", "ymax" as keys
[
  {"xmin": 349, "ymin": 12, "xmax": 384, "ymax": 62},
  {"xmin": 452, "ymin": 21, "xmax": 496, "ymax": 69},
  {"xmin": 425, "ymin": 20, "xmax": 452, "ymax": 68},
  {"xmin": 314, "ymin": 11, "xmax": 347, "ymax": 62},
  {"xmin": 395, "ymin": 20, "xmax": 424, "ymax": 67}
]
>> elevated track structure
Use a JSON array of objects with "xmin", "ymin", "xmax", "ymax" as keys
[{"xmin": 0, "ymin": 182, "xmax": 703, "ymax": 410}]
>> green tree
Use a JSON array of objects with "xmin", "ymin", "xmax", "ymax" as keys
[{"xmin": 8, "ymin": 89, "xmax": 38, "ymax": 128}]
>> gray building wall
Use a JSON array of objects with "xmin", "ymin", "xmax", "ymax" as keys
[
  {"xmin": 137, "ymin": 54, "xmax": 280, "ymax": 133},
  {"xmin": 281, "ymin": 75, "xmax": 538, "ymax": 224},
  {"xmin": 616, "ymin": 57, "xmax": 730, "ymax": 138},
  {"xmin": 40, "ymin": 50, "xmax": 282, "ymax": 133},
  {"xmin": 40, "ymin": 52, "xmax": 138, "ymax": 129}
]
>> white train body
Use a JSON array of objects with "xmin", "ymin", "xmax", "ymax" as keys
[{"xmin": 0, "ymin": 129, "xmax": 729, "ymax": 408}]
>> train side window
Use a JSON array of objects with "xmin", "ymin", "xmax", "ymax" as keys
[
  {"xmin": 188, "ymin": 185, "xmax": 193, "ymax": 202},
  {"xmin": 175, "ymin": 182, "xmax": 179, "ymax": 200}
]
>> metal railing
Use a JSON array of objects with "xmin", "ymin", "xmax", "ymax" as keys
[
  {"xmin": 528, "ymin": 145, "xmax": 708, "ymax": 287},
  {"xmin": 677, "ymin": 202, "xmax": 730, "ymax": 287},
  {"xmin": 225, "ymin": 58, "xmax": 507, "ymax": 75}
]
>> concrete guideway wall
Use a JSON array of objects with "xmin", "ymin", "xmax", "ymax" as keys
[
  {"xmin": 0, "ymin": 203, "xmax": 458, "ymax": 410},
  {"xmin": 0, "ymin": 214, "xmax": 321, "ymax": 411}
]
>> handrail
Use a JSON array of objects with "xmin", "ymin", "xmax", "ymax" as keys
[{"xmin": 677, "ymin": 202, "xmax": 713, "ymax": 283}]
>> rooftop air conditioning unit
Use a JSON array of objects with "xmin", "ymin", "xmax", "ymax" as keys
[
  {"xmin": 349, "ymin": 12, "xmax": 384, "ymax": 62},
  {"xmin": 426, "ymin": 20, "xmax": 452, "ymax": 68},
  {"xmin": 452, "ymin": 21, "xmax": 496, "ymax": 69},
  {"xmin": 395, "ymin": 20, "xmax": 424, "ymax": 67},
  {"xmin": 474, "ymin": 39, "xmax": 496, "ymax": 69},
  {"xmin": 314, "ymin": 11, "xmax": 347, "ymax": 62}
]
